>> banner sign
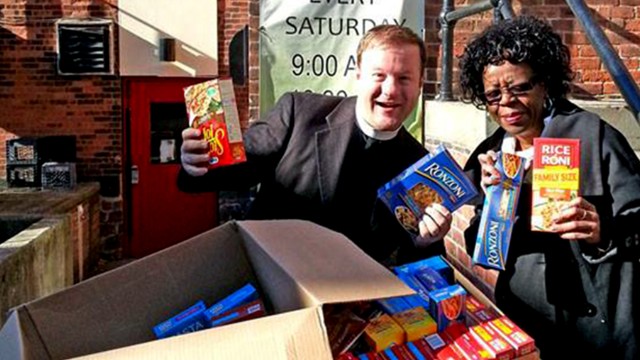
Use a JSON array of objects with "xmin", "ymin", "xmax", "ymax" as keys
[{"xmin": 259, "ymin": 0, "xmax": 425, "ymax": 140}]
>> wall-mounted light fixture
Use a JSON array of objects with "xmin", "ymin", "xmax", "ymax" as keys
[{"xmin": 159, "ymin": 37, "xmax": 176, "ymax": 62}]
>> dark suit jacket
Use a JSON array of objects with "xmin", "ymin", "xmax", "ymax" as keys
[
  {"xmin": 464, "ymin": 99, "xmax": 639, "ymax": 359},
  {"xmin": 178, "ymin": 92, "xmax": 442, "ymax": 263}
]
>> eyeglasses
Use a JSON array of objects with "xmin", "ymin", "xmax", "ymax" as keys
[{"xmin": 483, "ymin": 79, "xmax": 538, "ymax": 105}]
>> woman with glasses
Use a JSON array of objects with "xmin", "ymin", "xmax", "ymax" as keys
[{"xmin": 459, "ymin": 15, "xmax": 639, "ymax": 359}]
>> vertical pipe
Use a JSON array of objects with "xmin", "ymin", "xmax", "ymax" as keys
[{"xmin": 437, "ymin": 0, "xmax": 455, "ymax": 101}]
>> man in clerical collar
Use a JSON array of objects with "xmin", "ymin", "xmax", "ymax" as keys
[{"xmin": 178, "ymin": 25, "xmax": 451, "ymax": 265}]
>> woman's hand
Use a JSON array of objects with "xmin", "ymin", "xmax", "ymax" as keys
[
  {"xmin": 478, "ymin": 150, "xmax": 501, "ymax": 191},
  {"xmin": 180, "ymin": 128, "xmax": 210, "ymax": 177},
  {"xmin": 551, "ymin": 197, "xmax": 601, "ymax": 245},
  {"xmin": 415, "ymin": 203, "xmax": 453, "ymax": 247}
]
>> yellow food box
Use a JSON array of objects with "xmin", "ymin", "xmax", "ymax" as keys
[
  {"xmin": 363, "ymin": 313, "xmax": 405, "ymax": 352},
  {"xmin": 391, "ymin": 306, "xmax": 437, "ymax": 342}
]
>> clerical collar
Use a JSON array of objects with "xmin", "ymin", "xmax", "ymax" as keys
[{"xmin": 355, "ymin": 107, "xmax": 400, "ymax": 141}]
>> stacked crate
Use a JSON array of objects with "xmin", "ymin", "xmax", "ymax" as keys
[{"xmin": 6, "ymin": 136, "xmax": 76, "ymax": 188}]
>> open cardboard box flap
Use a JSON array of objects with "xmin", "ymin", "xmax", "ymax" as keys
[{"xmin": 0, "ymin": 220, "xmax": 413, "ymax": 360}]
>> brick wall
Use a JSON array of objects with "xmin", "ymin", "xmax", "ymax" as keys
[
  {"xmin": 424, "ymin": 0, "xmax": 640, "ymax": 100},
  {"xmin": 0, "ymin": 0, "xmax": 123, "ymax": 261},
  {"xmin": 0, "ymin": 0, "xmax": 121, "ymax": 180},
  {"xmin": 220, "ymin": 0, "xmax": 251, "ymax": 128}
]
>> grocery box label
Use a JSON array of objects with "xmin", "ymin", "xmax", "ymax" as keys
[
  {"xmin": 531, "ymin": 138, "xmax": 580, "ymax": 232},
  {"xmin": 378, "ymin": 144, "xmax": 478, "ymax": 235},
  {"xmin": 184, "ymin": 78, "xmax": 246, "ymax": 168}
]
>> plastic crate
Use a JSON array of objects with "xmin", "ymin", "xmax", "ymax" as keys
[
  {"xmin": 6, "ymin": 138, "xmax": 38, "ymax": 165},
  {"xmin": 6, "ymin": 136, "xmax": 76, "ymax": 166},
  {"xmin": 7, "ymin": 164, "xmax": 41, "ymax": 187},
  {"xmin": 41, "ymin": 162, "xmax": 77, "ymax": 190}
]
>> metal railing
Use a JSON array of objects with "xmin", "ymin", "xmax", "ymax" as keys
[
  {"xmin": 437, "ymin": 0, "xmax": 514, "ymax": 101},
  {"xmin": 437, "ymin": 0, "xmax": 640, "ymax": 120}
]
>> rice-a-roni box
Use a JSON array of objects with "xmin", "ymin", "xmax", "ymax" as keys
[
  {"xmin": 531, "ymin": 138, "xmax": 580, "ymax": 232},
  {"xmin": 378, "ymin": 145, "xmax": 478, "ymax": 235},
  {"xmin": 473, "ymin": 152, "xmax": 525, "ymax": 270},
  {"xmin": 184, "ymin": 78, "xmax": 246, "ymax": 168}
]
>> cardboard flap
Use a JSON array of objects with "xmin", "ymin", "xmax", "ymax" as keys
[
  {"xmin": 74, "ymin": 308, "xmax": 332, "ymax": 360},
  {"xmin": 238, "ymin": 220, "xmax": 413, "ymax": 310}
]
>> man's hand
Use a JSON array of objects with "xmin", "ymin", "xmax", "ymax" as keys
[
  {"xmin": 415, "ymin": 203, "xmax": 453, "ymax": 247},
  {"xmin": 180, "ymin": 128, "xmax": 210, "ymax": 177}
]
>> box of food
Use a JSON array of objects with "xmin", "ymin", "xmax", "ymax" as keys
[
  {"xmin": 378, "ymin": 144, "xmax": 478, "ymax": 235},
  {"xmin": 183, "ymin": 78, "xmax": 246, "ymax": 168},
  {"xmin": 454, "ymin": 332, "xmax": 492, "ymax": 360},
  {"xmin": 363, "ymin": 313, "xmax": 406, "ymax": 352},
  {"xmin": 0, "ymin": 220, "xmax": 415, "ymax": 360},
  {"xmin": 469, "ymin": 323, "xmax": 515, "ymax": 360},
  {"xmin": 390, "ymin": 306, "xmax": 437, "ymax": 341},
  {"xmin": 152, "ymin": 301, "xmax": 208, "ymax": 339},
  {"xmin": 428, "ymin": 284, "xmax": 467, "ymax": 332},
  {"xmin": 531, "ymin": 138, "xmax": 580, "ymax": 232},
  {"xmin": 203, "ymin": 283, "xmax": 259, "ymax": 321},
  {"xmin": 472, "ymin": 152, "xmax": 525, "ymax": 270},
  {"xmin": 486, "ymin": 317, "xmax": 536, "ymax": 357},
  {"xmin": 208, "ymin": 299, "xmax": 266, "ymax": 328}
]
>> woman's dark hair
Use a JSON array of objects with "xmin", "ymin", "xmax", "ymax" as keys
[{"xmin": 458, "ymin": 15, "xmax": 573, "ymax": 109}]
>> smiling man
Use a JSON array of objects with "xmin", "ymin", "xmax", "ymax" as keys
[{"xmin": 178, "ymin": 25, "xmax": 451, "ymax": 265}]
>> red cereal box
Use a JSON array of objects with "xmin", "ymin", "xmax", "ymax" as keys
[
  {"xmin": 486, "ymin": 317, "xmax": 536, "ymax": 357},
  {"xmin": 464, "ymin": 295, "xmax": 486, "ymax": 314},
  {"xmin": 454, "ymin": 333, "xmax": 492, "ymax": 360},
  {"xmin": 390, "ymin": 344, "xmax": 419, "ymax": 359},
  {"xmin": 531, "ymin": 138, "xmax": 580, "ymax": 232},
  {"xmin": 184, "ymin": 78, "xmax": 246, "ymax": 168},
  {"xmin": 465, "ymin": 307, "xmax": 500, "ymax": 327},
  {"xmin": 469, "ymin": 324, "xmax": 515, "ymax": 360}
]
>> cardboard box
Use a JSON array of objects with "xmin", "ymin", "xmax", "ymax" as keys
[
  {"xmin": 531, "ymin": 138, "xmax": 580, "ymax": 232},
  {"xmin": 184, "ymin": 78, "xmax": 246, "ymax": 168},
  {"xmin": 0, "ymin": 220, "xmax": 414, "ymax": 360}
]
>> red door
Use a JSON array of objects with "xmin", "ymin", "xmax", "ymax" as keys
[{"xmin": 126, "ymin": 78, "xmax": 217, "ymax": 258}]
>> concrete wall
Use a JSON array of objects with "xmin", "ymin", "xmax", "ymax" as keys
[
  {"xmin": 424, "ymin": 99, "xmax": 640, "ymax": 298},
  {"xmin": 0, "ymin": 216, "xmax": 73, "ymax": 326}
]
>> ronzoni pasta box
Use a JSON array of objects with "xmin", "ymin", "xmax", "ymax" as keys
[
  {"xmin": 473, "ymin": 152, "xmax": 525, "ymax": 271},
  {"xmin": 184, "ymin": 78, "xmax": 246, "ymax": 168},
  {"xmin": 378, "ymin": 144, "xmax": 479, "ymax": 236},
  {"xmin": 531, "ymin": 138, "xmax": 580, "ymax": 232}
]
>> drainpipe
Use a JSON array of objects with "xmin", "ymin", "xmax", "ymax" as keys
[{"xmin": 566, "ymin": 0, "xmax": 640, "ymax": 121}]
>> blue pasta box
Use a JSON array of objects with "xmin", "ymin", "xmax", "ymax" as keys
[
  {"xmin": 153, "ymin": 300, "xmax": 209, "ymax": 339},
  {"xmin": 472, "ymin": 152, "xmax": 526, "ymax": 270},
  {"xmin": 204, "ymin": 283, "xmax": 259, "ymax": 320},
  {"xmin": 414, "ymin": 267, "xmax": 449, "ymax": 292},
  {"xmin": 393, "ymin": 255, "xmax": 454, "ymax": 284},
  {"xmin": 378, "ymin": 144, "xmax": 478, "ymax": 235},
  {"xmin": 376, "ymin": 295, "xmax": 414, "ymax": 315},
  {"xmin": 428, "ymin": 284, "xmax": 467, "ymax": 333}
]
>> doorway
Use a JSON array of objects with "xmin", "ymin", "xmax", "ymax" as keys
[{"xmin": 125, "ymin": 78, "xmax": 217, "ymax": 258}]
